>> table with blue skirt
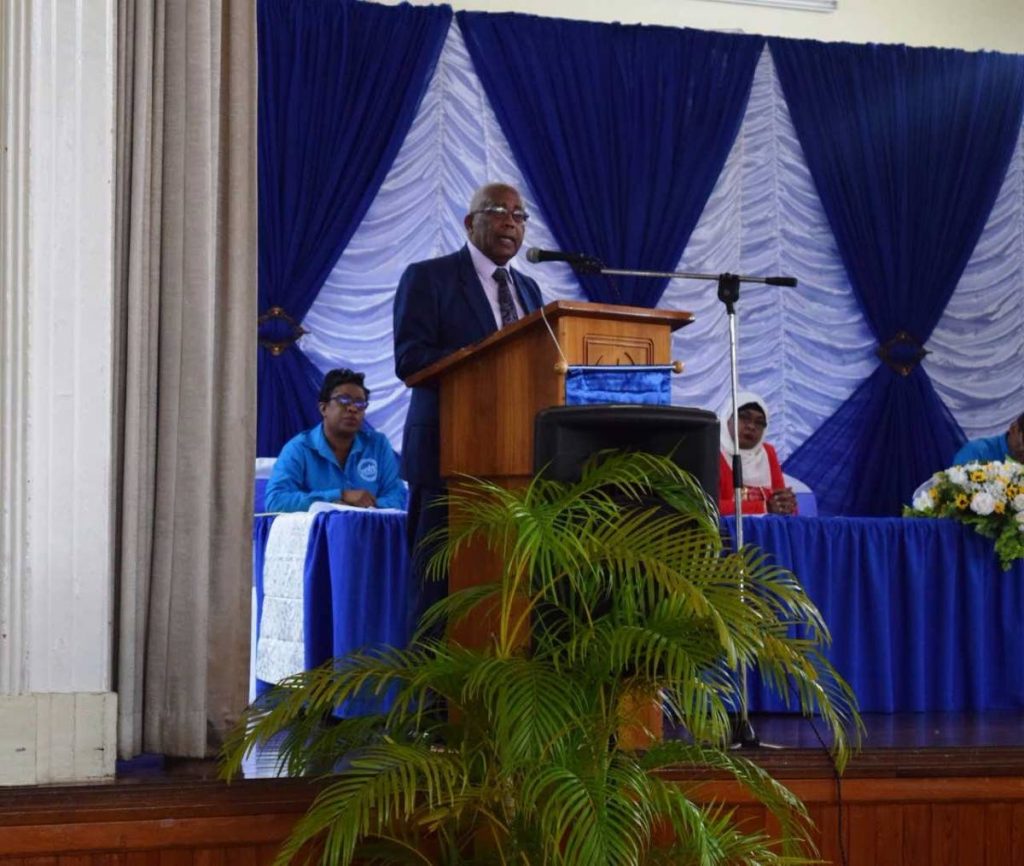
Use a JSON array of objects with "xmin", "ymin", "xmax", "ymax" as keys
[
  {"xmin": 252, "ymin": 509, "xmax": 1023, "ymax": 716},
  {"xmin": 252, "ymin": 508, "xmax": 412, "ymax": 715},
  {"xmin": 725, "ymin": 515, "xmax": 1024, "ymax": 713}
]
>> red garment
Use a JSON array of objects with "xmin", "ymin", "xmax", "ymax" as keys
[{"xmin": 717, "ymin": 442, "xmax": 788, "ymax": 516}]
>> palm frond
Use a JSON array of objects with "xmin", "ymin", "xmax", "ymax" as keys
[
  {"xmin": 413, "ymin": 583, "xmax": 505, "ymax": 641},
  {"xmin": 225, "ymin": 451, "xmax": 862, "ymax": 865},
  {"xmin": 523, "ymin": 763, "xmax": 650, "ymax": 866},
  {"xmin": 276, "ymin": 743, "xmax": 466, "ymax": 866},
  {"xmin": 458, "ymin": 655, "xmax": 589, "ymax": 765},
  {"xmin": 640, "ymin": 741, "xmax": 815, "ymax": 860}
]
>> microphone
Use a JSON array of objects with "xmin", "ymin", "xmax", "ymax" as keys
[
  {"xmin": 525, "ymin": 247, "xmax": 604, "ymax": 274},
  {"xmin": 765, "ymin": 276, "xmax": 798, "ymax": 287}
]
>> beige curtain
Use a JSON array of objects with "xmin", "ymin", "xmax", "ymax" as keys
[{"xmin": 113, "ymin": 0, "xmax": 257, "ymax": 758}]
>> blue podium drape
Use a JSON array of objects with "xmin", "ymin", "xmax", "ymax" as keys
[
  {"xmin": 564, "ymin": 366, "xmax": 672, "ymax": 406},
  {"xmin": 458, "ymin": 12, "xmax": 763, "ymax": 307},
  {"xmin": 257, "ymin": 0, "xmax": 452, "ymax": 455},
  {"xmin": 773, "ymin": 39, "xmax": 1024, "ymax": 514},
  {"xmin": 726, "ymin": 516, "xmax": 1024, "ymax": 713}
]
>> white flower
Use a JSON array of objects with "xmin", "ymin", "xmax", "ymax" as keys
[
  {"xmin": 1013, "ymin": 494, "xmax": 1024, "ymax": 513},
  {"xmin": 971, "ymin": 491, "xmax": 996, "ymax": 516},
  {"xmin": 984, "ymin": 481, "xmax": 1008, "ymax": 501},
  {"xmin": 913, "ymin": 490, "xmax": 934, "ymax": 512},
  {"xmin": 1016, "ymin": 512, "xmax": 1024, "ymax": 531},
  {"xmin": 947, "ymin": 466, "xmax": 968, "ymax": 486}
]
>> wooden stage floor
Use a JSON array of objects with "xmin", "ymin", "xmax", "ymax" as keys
[
  {"xmin": 2, "ymin": 711, "xmax": 1023, "ymax": 865},
  {"xmin": 217, "ymin": 709, "xmax": 1024, "ymax": 781}
]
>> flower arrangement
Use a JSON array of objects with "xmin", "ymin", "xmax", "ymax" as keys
[{"xmin": 904, "ymin": 460, "xmax": 1024, "ymax": 570}]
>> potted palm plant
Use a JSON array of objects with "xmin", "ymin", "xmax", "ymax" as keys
[{"xmin": 223, "ymin": 451, "xmax": 860, "ymax": 865}]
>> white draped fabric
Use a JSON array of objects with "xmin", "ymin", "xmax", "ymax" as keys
[
  {"xmin": 254, "ymin": 513, "xmax": 318, "ymax": 685},
  {"xmin": 927, "ymin": 118, "xmax": 1024, "ymax": 434},
  {"xmin": 302, "ymin": 27, "xmax": 1024, "ymax": 463}
]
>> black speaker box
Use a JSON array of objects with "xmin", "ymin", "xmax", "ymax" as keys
[{"xmin": 533, "ymin": 404, "xmax": 720, "ymax": 501}]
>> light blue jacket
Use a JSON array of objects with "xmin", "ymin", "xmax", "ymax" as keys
[
  {"xmin": 265, "ymin": 423, "xmax": 407, "ymax": 513},
  {"xmin": 950, "ymin": 433, "xmax": 1012, "ymax": 466}
]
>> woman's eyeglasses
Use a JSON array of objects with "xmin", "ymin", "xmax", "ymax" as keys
[{"xmin": 327, "ymin": 395, "xmax": 369, "ymax": 411}]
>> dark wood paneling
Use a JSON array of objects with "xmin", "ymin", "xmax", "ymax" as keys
[
  {"xmin": 0, "ymin": 778, "xmax": 316, "ymax": 861},
  {"xmin": 0, "ymin": 815, "xmax": 305, "ymax": 858},
  {"xmin": 931, "ymin": 803, "xmax": 962, "ymax": 866},
  {"xmin": 1014, "ymin": 803, "xmax": 1024, "ymax": 863},
  {"xmin": 807, "ymin": 804, "xmax": 839, "ymax": 865},
  {"xmin": 219, "ymin": 847, "xmax": 258, "ymax": 866},
  {"xmin": 873, "ymin": 798, "xmax": 903, "ymax": 863},
  {"xmin": 981, "ymin": 803, "xmax": 1010, "ymax": 866},
  {"xmin": 191, "ymin": 852, "xmax": 225, "ymax": 866},
  {"xmin": 901, "ymin": 803, "xmax": 933, "ymax": 866},
  {"xmin": 845, "ymin": 805, "xmax": 874, "ymax": 864},
  {"xmin": 1, "ymin": 767, "xmax": 1023, "ymax": 865},
  {"xmin": 956, "ymin": 804, "xmax": 986, "ymax": 865}
]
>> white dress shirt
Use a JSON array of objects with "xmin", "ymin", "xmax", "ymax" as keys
[{"xmin": 467, "ymin": 241, "xmax": 526, "ymax": 327}]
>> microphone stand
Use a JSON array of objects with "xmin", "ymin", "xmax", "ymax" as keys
[{"xmin": 572, "ymin": 259, "xmax": 796, "ymax": 750}]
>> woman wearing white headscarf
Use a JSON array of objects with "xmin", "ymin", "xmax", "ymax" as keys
[{"xmin": 718, "ymin": 390, "xmax": 796, "ymax": 516}]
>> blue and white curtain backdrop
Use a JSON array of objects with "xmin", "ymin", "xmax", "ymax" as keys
[{"xmin": 275, "ymin": 2, "xmax": 1024, "ymax": 517}]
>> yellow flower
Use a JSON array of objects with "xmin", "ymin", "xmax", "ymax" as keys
[
  {"xmin": 995, "ymin": 501, "xmax": 1006, "ymax": 514},
  {"xmin": 970, "ymin": 470, "xmax": 987, "ymax": 483},
  {"xmin": 955, "ymin": 493, "xmax": 970, "ymax": 509}
]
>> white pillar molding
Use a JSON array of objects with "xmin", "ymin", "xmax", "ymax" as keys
[
  {"xmin": 0, "ymin": 0, "xmax": 31, "ymax": 701},
  {"xmin": 0, "ymin": 0, "xmax": 118, "ymax": 785}
]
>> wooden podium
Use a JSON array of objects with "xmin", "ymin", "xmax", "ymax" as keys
[
  {"xmin": 407, "ymin": 300, "xmax": 693, "ymax": 746},
  {"xmin": 405, "ymin": 299, "xmax": 694, "ymax": 647}
]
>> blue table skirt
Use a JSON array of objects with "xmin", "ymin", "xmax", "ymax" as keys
[
  {"xmin": 253, "ymin": 511, "xmax": 1023, "ymax": 715},
  {"xmin": 725, "ymin": 515, "xmax": 1024, "ymax": 713},
  {"xmin": 253, "ymin": 509, "xmax": 412, "ymax": 714}
]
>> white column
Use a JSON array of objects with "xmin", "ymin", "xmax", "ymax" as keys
[{"xmin": 0, "ymin": 0, "xmax": 117, "ymax": 786}]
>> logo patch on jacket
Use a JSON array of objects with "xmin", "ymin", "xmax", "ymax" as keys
[{"xmin": 358, "ymin": 458, "xmax": 378, "ymax": 482}]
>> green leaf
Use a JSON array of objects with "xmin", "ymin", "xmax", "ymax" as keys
[{"xmin": 223, "ymin": 450, "xmax": 862, "ymax": 865}]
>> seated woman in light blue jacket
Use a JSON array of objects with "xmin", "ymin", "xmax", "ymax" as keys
[
  {"xmin": 265, "ymin": 368, "xmax": 406, "ymax": 513},
  {"xmin": 950, "ymin": 412, "xmax": 1024, "ymax": 466}
]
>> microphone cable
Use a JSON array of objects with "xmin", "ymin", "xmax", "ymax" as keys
[{"xmin": 808, "ymin": 714, "xmax": 850, "ymax": 866}]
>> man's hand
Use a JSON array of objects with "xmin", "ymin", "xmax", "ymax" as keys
[
  {"xmin": 341, "ymin": 489, "xmax": 377, "ymax": 508},
  {"xmin": 767, "ymin": 487, "xmax": 797, "ymax": 515}
]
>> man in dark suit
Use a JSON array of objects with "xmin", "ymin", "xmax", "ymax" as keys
[{"xmin": 393, "ymin": 182, "xmax": 544, "ymax": 612}]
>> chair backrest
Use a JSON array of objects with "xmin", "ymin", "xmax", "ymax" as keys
[
  {"xmin": 783, "ymin": 473, "xmax": 817, "ymax": 517},
  {"xmin": 254, "ymin": 458, "xmax": 276, "ymax": 513}
]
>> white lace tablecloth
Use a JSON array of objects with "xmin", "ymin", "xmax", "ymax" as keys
[{"xmin": 254, "ymin": 512, "xmax": 317, "ymax": 684}]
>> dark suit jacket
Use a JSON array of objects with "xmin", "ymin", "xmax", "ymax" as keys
[{"xmin": 393, "ymin": 244, "xmax": 544, "ymax": 485}]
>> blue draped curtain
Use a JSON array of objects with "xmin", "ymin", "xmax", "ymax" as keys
[
  {"xmin": 774, "ymin": 39, "xmax": 1024, "ymax": 515},
  {"xmin": 457, "ymin": 12, "xmax": 763, "ymax": 307},
  {"xmin": 257, "ymin": 0, "xmax": 452, "ymax": 456}
]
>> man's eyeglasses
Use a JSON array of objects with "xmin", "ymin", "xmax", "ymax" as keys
[
  {"xmin": 472, "ymin": 204, "xmax": 530, "ymax": 224},
  {"xmin": 326, "ymin": 395, "xmax": 369, "ymax": 411}
]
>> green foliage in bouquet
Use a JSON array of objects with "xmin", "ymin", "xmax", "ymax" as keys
[
  {"xmin": 222, "ymin": 451, "xmax": 861, "ymax": 865},
  {"xmin": 903, "ymin": 460, "xmax": 1024, "ymax": 570}
]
